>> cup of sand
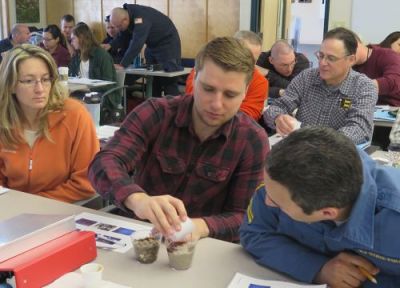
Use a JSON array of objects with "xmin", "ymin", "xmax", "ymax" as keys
[
  {"xmin": 165, "ymin": 235, "xmax": 197, "ymax": 270},
  {"xmin": 132, "ymin": 230, "xmax": 161, "ymax": 264}
]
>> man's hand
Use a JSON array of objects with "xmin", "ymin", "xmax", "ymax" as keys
[
  {"xmin": 101, "ymin": 43, "xmax": 111, "ymax": 51},
  {"xmin": 278, "ymin": 89, "xmax": 285, "ymax": 97},
  {"xmin": 275, "ymin": 114, "xmax": 298, "ymax": 136},
  {"xmin": 124, "ymin": 193, "xmax": 187, "ymax": 237},
  {"xmin": 190, "ymin": 218, "xmax": 210, "ymax": 241},
  {"xmin": 314, "ymin": 252, "xmax": 379, "ymax": 288},
  {"xmin": 114, "ymin": 64, "xmax": 124, "ymax": 70}
]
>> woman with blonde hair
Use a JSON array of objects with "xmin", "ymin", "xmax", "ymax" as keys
[{"xmin": 0, "ymin": 44, "xmax": 99, "ymax": 203}]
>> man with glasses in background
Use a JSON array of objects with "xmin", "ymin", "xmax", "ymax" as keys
[
  {"xmin": 263, "ymin": 28, "xmax": 378, "ymax": 145},
  {"xmin": 256, "ymin": 40, "xmax": 309, "ymax": 99}
]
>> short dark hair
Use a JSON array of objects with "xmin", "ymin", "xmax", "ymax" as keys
[
  {"xmin": 323, "ymin": 27, "xmax": 358, "ymax": 55},
  {"xmin": 44, "ymin": 24, "xmax": 67, "ymax": 48},
  {"xmin": 61, "ymin": 14, "xmax": 75, "ymax": 23},
  {"xmin": 266, "ymin": 127, "xmax": 363, "ymax": 214},
  {"xmin": 380, "ymin": 31, "xmax": 400, "ymax": 48}
]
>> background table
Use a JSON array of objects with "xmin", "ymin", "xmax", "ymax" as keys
[
  {"xmin": 67, "ymin": 78, "xmax": 116, "ymax": 93},
  {"xmin": 0, "ymin": 190, "xmax": 297, "ymax": 287},
  {"xmin": 123, "ymin": 67, "xmax": 191, "ymax": 98}
]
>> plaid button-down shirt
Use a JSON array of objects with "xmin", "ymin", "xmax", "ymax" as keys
[
  {"xmin": 89, "ymin": 95, "xmax": 269, "ymax": 242},
  {"xmin": 264, "ymin": 68, "xmax": 378, "ymax": 144}
]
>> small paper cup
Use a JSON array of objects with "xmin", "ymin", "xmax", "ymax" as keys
[
  {"xmin": 132, "ymin": 230, "xmax": 161, "ymax": 264},
  {"xmin": 166, "ymin": 236, "xmax": 197, "ymax": 270},
  {"xmin": 80, "ymin": 263, "xmax": 103, "ymax": 288}
]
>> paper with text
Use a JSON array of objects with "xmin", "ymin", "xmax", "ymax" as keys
[
  {"xmin": 75, "ymin": 212, "xmax": 152, "ymax": 253},
  {"xmin": 227, "ymin": 273, "xmax": 327, "ymax": 288}
]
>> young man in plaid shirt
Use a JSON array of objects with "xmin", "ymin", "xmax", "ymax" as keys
[{"xmin": 89, "ymin": 37, "xmax": 269, "ymax": 242}]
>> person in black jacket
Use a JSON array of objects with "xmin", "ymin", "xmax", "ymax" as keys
[
  {"xmin": 256, "ymin": 40, "xmax": 310, "ymax": 99},
  {"xmin": 108, "ymin": 4, "xmax": 183, "ymax": 96},
  {"xmin": 102, "ymin": 15, "xmax": 131, "ymax": 64}
]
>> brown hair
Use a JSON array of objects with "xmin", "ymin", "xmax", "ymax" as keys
[
  {"xmin": 195, "ymin": 37, "xmax": 255, "ymax": 85},
  {"xmin": 72, "ymin": 23, "xmax": 99, "ymax": 61}
]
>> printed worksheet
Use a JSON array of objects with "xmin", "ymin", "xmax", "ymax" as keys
[
  {"xmin": 75, "ymin": 212, "xmax": 152, "ymax": 253},
  {"xmin": 227, "ymin": 273, "xmax": 327, "ymax": 288},
  {"xmin": 0, "ymin": 186, "xmax": 10, "ymax": 195}
]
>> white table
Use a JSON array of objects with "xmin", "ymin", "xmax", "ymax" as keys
[
  {"xmin": 0, "ymin": 190, "xmax": 297, "ymax": 287},
  {"xmin": 374, "ymin": 120, "xmax": 394, "ymax": 128},
  {"xmin": 373, "ymin": 106, "xmax": 397, "ymax": 128},
  {"xmin": 123, "ymin": 67, "xmax": 191, "ymax": 98},
  {"xmin": 67, "ymin": 78, "xmax": 116, "ymax": 93}
]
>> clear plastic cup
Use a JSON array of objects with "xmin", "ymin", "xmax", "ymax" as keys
[
  {"xmin": 132, "ymin": 230, "xmax": 161, "ymax": 264},
  {"xmin": 165, "ymin": 236, "xmax": 197, "ymax": 270},
  {"xmin": 58, "ymin": 67, "xmax": 69, "ymax": 82}
]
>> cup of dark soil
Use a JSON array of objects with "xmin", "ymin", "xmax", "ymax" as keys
[
  {"xmin": 132, "ymin": 230, "xmax": 161, "ymax": 264},
  {"xmin": 165, "ymin": 237, "xmax": 197, "ymax": 270}
]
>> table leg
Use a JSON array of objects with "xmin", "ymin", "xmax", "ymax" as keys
[{"xmin": 146, "ymin": 76, "xmax": 153, "ymax": 98}]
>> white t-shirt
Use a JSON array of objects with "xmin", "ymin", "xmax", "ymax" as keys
[
  {"xmin": 24, "ymin": 130, "xmax": 39, "ymax": 148},
  {"xmin": 80, "ymin": 60, "xmax": 90, "ymax": 78}
]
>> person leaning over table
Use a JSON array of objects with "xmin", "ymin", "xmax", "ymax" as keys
[
  {"xmin": 240, "ymin": 127, "xmax": 400, "ymax": 288},
  {"xmin": 108, "ymin": 4, "xmax": 183, "ymax": 97},
  {"xmin": 264, "ymin": 27, "xmax": 378, "ymax": 145},
  {"xmin": 68, "ymin": 23, "xmax": 122, "ymax": 124},
  {"xmin": 102, "ymin": 15, "xmax": 131, "ymax": 64},
  {"xmin": 88, "ymin": 37, "xmax": 270, "ymax": 242},
  {"xmin": 0, "ymin": 44, "xmax": 99, "ymax": 203}
]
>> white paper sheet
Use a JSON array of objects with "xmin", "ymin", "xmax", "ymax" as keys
[
  {"xmin": 75, "ymin": 212, "xmax": 152, "ymax": 253},
  {"xmin": 227, "ymin": 273, "xmax": 327, "ymax": 288},
  {"xmin": 44, "ymin": 272, "xmax": 132, "ymax": 288},
  {"xmin": 0, "ymin": 186, "xmax": 10, "ymax": 195},
  {"xmin": 96, "ymin": 125, "xmax": 120, "ymax": 140},
  {"xmin": 68, "ymin": 77, "xmax": 115, "ymax": 87},
  {"xmin": 268, "ymin": 134, "xmax": 284, "ymax": 148}
]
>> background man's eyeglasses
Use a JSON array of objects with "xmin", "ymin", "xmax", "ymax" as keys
[{"xmin": 314, "ymin": 51, "xmax": 350, "ymax": 63}]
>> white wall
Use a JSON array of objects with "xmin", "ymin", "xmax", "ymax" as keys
[
  {"xmin": 291, "ymin": 0, "xmax": 325, "ymax": 44},
  {"xmin": 328, "ymin": 0, "xmax": 352, "ymax": 29},
  {"xmin": 351, "ymin": 0, "xmax": 400, "ymax": 43},
  {"xmin": 239, "ymin": 0, "xmax": 251, "ymax": 31}
]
